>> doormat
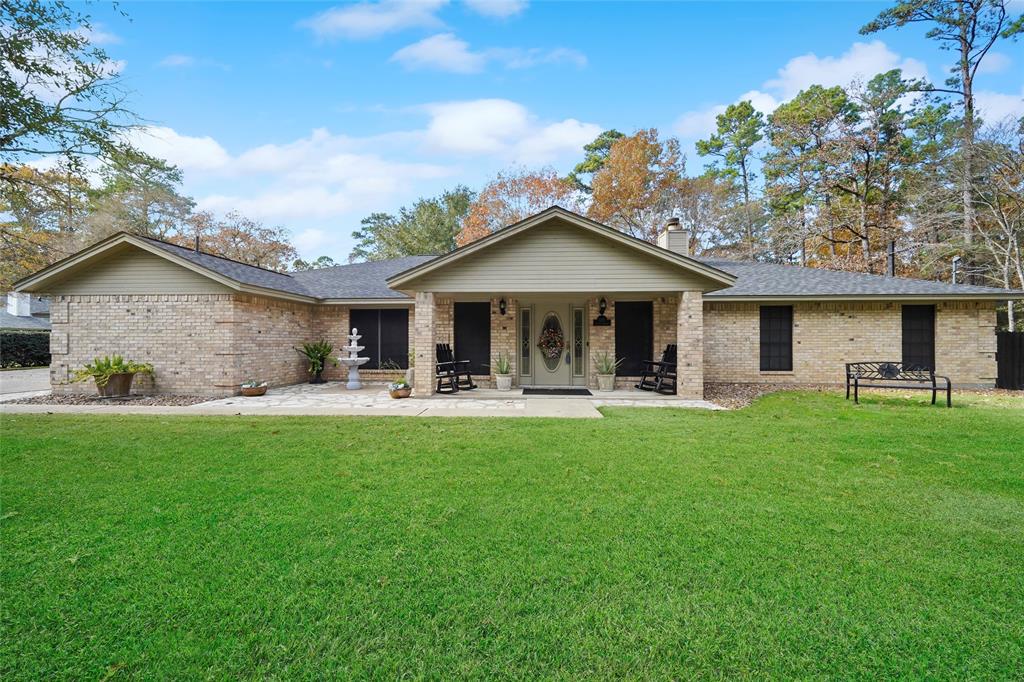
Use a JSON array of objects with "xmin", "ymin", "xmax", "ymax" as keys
[{"xmin": 522, "ymin": 388, "xmax": 593, "ymax": 396}]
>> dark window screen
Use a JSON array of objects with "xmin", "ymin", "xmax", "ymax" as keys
[
  {"xmin": 349, "ymin": 309, "xmax": 408, "ymax": 370},
  {"xmin": 454, "ymin": 302, "xmax": 491, "ymax": 375},
  {"xmin": 760, "ymin": 306, "xmax": 793, "ymax": 371},
  {"xmin": 902, "ymin": 305, "xmax": 935, "ymax": 371},
  {"xmin": 614, "ymin": 301, "xmax": 653, "ymax": 376}
]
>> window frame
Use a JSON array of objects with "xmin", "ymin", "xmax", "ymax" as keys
[
  {"xmin": 348, "ymin": 308, "xmax": 409, "ymax": 370},
  {"xmin": 759, "ymin": 305, "xmax": 794, "ymax": 372}
]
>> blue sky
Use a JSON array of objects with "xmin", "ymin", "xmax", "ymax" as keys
[{"xmin": 87, "ymin": 1, "xmax": 1023, "ymax": 261}]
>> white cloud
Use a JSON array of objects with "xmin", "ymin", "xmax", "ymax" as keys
[
  {"xmin": 159, "ymin": 54, "xmax": 196, "ymax": 67},
  {"xmin": 674, "ymin": 40, "xmax": 927, "ymax": 139},
  {"xmin": 78, "ymin": 24, "xmax": 121, "ymax": 45},
  {"xmin": 293, "ymin": 228, "xmax": 329, "ymax": 254},
  {"xmin": 299, "ymin": 0, "xmax": 447, "ymax": 40},
  {"xmin": 422, "ymin": 98, "xmax": 600, "ymax": 163},
  {"xmin": 765, "ymin": 40, "xmax": 928, "ymax": 99},
  {"xmin": 463, "ymin": 0, "xmax": 527, "ymax": 18},
  {"xmin": 198, "ymin": 187, "xmax": 356, "ymax": 222},
  {"xmin": 391, "ymin": 33, "xmax": 486, "ymax": 73},
  {"xmin": 136, "ymin": 98, "xmax": 596, "ymax": 245},
  {"xmin": 514, "ymin": 118, "xmax": 603, "ymax": 164},
  {"xmin": 976, "ymin": 51, "xmax": 1012, "ymax": 75},
  {"xmin": 424, "ymin": 99, "xmax": 530, "ymax": 153},
  {"xmin": 391, "ymin": 33, "xmax": 585, "ymax": 73},
  {"xmin": 975, "ymin": 87, "xmax": 1024, "ymax": 124},
  {"xmin": 126, "ymin": 126, "xmax": 231, "ymax": 171}
]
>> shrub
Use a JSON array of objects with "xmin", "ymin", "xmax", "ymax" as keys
[{"xmin": 0, "ymin": 331, "xmax": 50, "ymax": 368}]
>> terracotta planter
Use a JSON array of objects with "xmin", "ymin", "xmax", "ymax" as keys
[
  {"xmin": 240, "ymin": 385, "xmax": 268, "ymax": 397},
  {"xmin": 389, "ymin": 387, "xmax": 412, "ymax": 399},
  {"xmin": 96, "ymin": 372, "xmax": 135, "ymax": 398},
  {"xmin": 596, "ymin": 374, "xmax": 615, "ymax": 392},
  {"xmin": 495, "ymin": 374, "xmax": 513, "ymax": 391}
]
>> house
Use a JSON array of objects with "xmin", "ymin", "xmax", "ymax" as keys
[
  {"xmin": 13, "ymin": 207, "xmax": 1024, "ymax": 397},
  {"xmin": 1, "ymin": 292, "xmax": 51, "ymax": 331}
]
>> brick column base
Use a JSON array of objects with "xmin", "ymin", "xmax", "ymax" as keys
[
  {"xmin": 676, "ymin": 291, "xmax": 704, "ymax": 399},
  {"xmin": 413, "ymin": 292, "xmax": 436, "ymax": 397}
]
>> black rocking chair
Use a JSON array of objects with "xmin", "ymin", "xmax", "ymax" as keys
[
  {"xmin": 635, "ymin": 344, "xmax": 678, "ymax": 395},
  {"xmin": 435, "ymin": 343, "xmax": 477, "ymax": 394}
]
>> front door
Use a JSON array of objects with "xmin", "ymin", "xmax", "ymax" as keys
[{"xmin": 522, "ymin": 300, "xmax": 587, "ymax": 387}]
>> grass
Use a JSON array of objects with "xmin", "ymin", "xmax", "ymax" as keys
[{"xmin": 2, "ymin": 391, "xmax": 1023, "ymax": 678}]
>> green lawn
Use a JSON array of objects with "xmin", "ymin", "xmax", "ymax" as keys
[{"xmin": 2, "ymin": 392, "xmax": 1023, "ymax": 679}]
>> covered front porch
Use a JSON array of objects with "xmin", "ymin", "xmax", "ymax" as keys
[
  {"xmin": 385, "ymin": 208, "xmax": 735, "ymax": 400},
  {"xmin": 409, "ymin": 292, "xmax": 707, "ymax": 399}
]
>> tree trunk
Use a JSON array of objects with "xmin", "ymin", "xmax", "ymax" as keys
[
  {"xmin": 959, "ymin": 9, "xmax": 975, "ymax": 261},
  {"xmin": 860, "ymin": 197, "xmax": 870, "ymax": 272},
  {"xmin": 741, "ymin": 157, "xmax": 754, "ymax": 260}
]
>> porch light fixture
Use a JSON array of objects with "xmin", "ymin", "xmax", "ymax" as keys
[
  {"xmin": 499, "ymin": 298, "xmax": 507, "ymax": 316},
  {"xmin": 599, "ymin": 298, "xmax": 607, "ymax": 315}
]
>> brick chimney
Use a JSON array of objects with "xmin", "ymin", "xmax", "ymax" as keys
[{"xmin": 657, "ymin": 217, "xmax": 690, "ymax": 256}]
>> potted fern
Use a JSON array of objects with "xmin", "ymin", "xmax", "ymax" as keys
[
  {"xmin": 72, "ymin": 355, "xmax": 154, "ymax": 397},
  {"xmin": 493, "ymin": 352, "xmax": 513, "ymax": 391},
  {"xmin": 294, "ymin": 340, "xmax": 336, "ymax": 384},
  {"xmin": 593, "ymin": 351, "xmax": 622, "ymax": 392}
]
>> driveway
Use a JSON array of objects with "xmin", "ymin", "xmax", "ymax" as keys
[{"xmin": 0, "ymin": 367, "xmax": 50, "ymax": 400}]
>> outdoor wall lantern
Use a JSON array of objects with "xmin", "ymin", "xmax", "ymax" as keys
[
  {"xmin": 593, "ymin": 297, "xmax": 611, "ymax": 326},
  {"xmin": 499, "ymin": 298, "xmax": 507, "ymax": 316}
]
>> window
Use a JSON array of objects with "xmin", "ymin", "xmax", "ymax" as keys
[
  {"xmin": 759, "ymin": 306, "xmax": 793, "ymax": 371},
  {"xmin": 349, "ymin": 308, "xmax": 409, "ymax": 369},
  {"xmin": 520, "ymin": 307, "xmax": 531, "ymax": 376},
  {"xmin": 902, "ymin": 305, "xmax": 935, "ymax": 371},
  {"xmin": 454, "ymin": 302, "xmax": 491, "ymax": 375},
  {"xmin": 572, "ymin": 307, "xmax": 585, "ymax": 377},
  {"xmin": 614, "ymin": 301, "xmax": 653, "ymax": 376}
]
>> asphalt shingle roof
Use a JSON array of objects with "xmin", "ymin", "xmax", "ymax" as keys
[
  {"xmin": 696, "ymin": 258, "xmax": 1021, "ymax": 298},
  {"xmin": 140, "ymin": 237, "xmax": 316, "ymax": 298},
  {"xmin": 291, "ymin": 256, "xmax": 437, "ymax": 299},
  {"xmin": 134, "ymin": 235, "xmax": 1022, "ymax": 300}
]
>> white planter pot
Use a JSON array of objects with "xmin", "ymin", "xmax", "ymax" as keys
[
  {"xmin": 596, "ymin": 374, "xmax": 615, "ymax": 392},
  {"xmin": 495, "ymin": 374, "xmax": 513, "ymax": 391}
]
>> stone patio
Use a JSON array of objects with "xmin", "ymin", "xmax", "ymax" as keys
[{"xmin": 0, "ymin": 380, "xmax": 722, "ymax": 417}]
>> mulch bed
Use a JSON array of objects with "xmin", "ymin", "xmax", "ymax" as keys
[
  {"xmin": 6, "ymin": 394, "xmax": 212, "ymax": 407},
  {"xmin": 705, "ymin": 382, "xmax": 1023, "ymax": 409}
]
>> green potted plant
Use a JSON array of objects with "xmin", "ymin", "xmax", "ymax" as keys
[
  {"xmin": 71, "ymin": 355, "xmax": 154, "ymax": 398},
  {"xmin": 592, "ymin": 351, "xmax": 622, "ymax": 392},
  {"xmin": 294, "ymin": 340, "xmax": 336, "ymax": 384},
  {"xmin": 493, "ymin": 352, "xmax": 513, "ymax": 391},
  {"xmin": 240, "ymin": 379, "xmax": 268, "ymax": 397},
  {"xmin": 381, "ymin": 360, "xmax": 412, "ymax": 398}
]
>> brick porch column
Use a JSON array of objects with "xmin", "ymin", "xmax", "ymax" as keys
[
  {"xmin": 413, "ymin": 291, "xmax": 435, "ymax": 397},
  {"xmin": 676, "ymin": 291, "xmax": 704, "ymax": 399}
]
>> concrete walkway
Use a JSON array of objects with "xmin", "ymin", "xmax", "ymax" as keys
[
  {"xmin": 0, "ymin": 367, "xmax": 50, "ymax": 402},
  {"xmin": 0, "ymin": 381, "xmax": 722, "ymax": 418}
]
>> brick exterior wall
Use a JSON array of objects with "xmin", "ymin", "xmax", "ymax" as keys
[
  {"xmin": 490, "ymin": 297, "xmax": 518, "ymax": 387},
  {"xmin": 49, "ymin": 294, "xmax": 239, "ymax": 396},
  {"xmin": 231, "ymin": 294, "xmax": 315, "ymax": 390},
  {"xmin": 704, "ymin": 300, "xmax": 998, "ymax": 386},
  {"xmin": 47, "ymin": 291, "xmax": 998, "ymax": 397},
  {"xmin": 587, "ymin": 296, "xmax": 615, "ymax": 389}
]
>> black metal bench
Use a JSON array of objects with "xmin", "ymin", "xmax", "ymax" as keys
[{"xmin": 845, "ymin": 361, "xmax": 952, "ymax": 407}]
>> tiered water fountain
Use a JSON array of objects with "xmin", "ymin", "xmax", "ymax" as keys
[{"xmin": 338, "ymin": 327, "xmax": 370, "ymax": 390}]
